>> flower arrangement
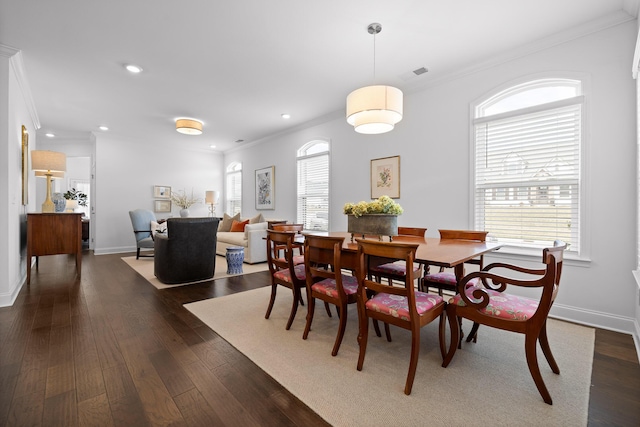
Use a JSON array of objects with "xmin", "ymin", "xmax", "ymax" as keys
[
  {"xmin": 343, "ymin": 195, "xmax": 403, "ymax": 218},
  {"xmin": 170, "ymin": 189, "xmax": 201, "ymax": 209},
  {"xmin": 63, "ymin": 188, "xmax": 88, "ymax": 207}
]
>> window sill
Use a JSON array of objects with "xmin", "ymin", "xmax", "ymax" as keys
[{"xmin": 486, "ymin": 245, "xmax": 591, "ymax": 268}]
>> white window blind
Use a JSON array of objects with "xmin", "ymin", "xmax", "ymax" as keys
[
  {"xmin": 473, "ymin": 96, "xmax": 582, "ymax": 252},
  {"xmin": 297, "ymin": 142, "xmax": 329, "ymax": 231},
  {"xmin": 225, "ymin": 163, "xmax": 242, "ymax": 216}
]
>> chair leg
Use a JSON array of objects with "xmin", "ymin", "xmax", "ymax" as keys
[
  {"xmin": 466, "ymin": 321, "xmax": 480, "ymax": 343},
  {"xmin": 442, "ymin": 306, "xmax": 460, "ymax": 368},
  {"xmin": 265, "ymin": 284, "xmax": 277, "ymax": 320},
  {"xmin": 286, "ymin": 288, "xmax": 301, "ymax": 330},
  {"xmin": 539, "ymin": 320, "xmax": 560, "ymax": 374},
  {"xmin": 324, "ymin": 301, "xmax": 332, "ymax": 317},
  {"xmin": 356, "ymin": 314, "xmax": 370, "ymax": 371},
  {"xmin": 331, "ymin": 304, "xmax": 348, "ymax": 357},
  {"xmin": 302, "ymin": 296, "xmax": 315, "ymax": 340},
  {"xmin": 372, "ymin": 319, "xmax": 382, "ymax": 337},
  {"xmin": 384, "ymin": 322, "xmax": 392, "ymax": 342},
  {"xmin": 136, "ymin": 248, "xmax": 141, "ymax": 259},
  {"xmin": 404, "ymin": 326, "xmax": 420, "ymax": 395},
  {"xmin": 438, "ymin": 312, "xmax": 447, "ymax": 360},
  {"xmin": 525, "ymin": 332, "xmax": 553, "ymax": 405}
]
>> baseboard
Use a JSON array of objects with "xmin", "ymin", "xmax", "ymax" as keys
[
  {"xmin": 0, "ymin": 274, "xmax": 26, "ymax": 307},
  {"xmin": 550, "ymin": 302, "xmax": 637, "ymax": 334},
  {"xmin": 94, "ymin": 246, "xmax": 150, "ymax": 256},
  {"xmin": 634, "ymin": 319, "xmax": 640, "ymax": 364}
]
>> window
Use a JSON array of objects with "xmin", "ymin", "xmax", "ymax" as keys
[
  {"xmin": 225, "ymin": 162, "xmax": 242, "ymax": 216},
  {"xmin": 472, "ymin": 78, "xmax": 583, "ymax": 253},
  {"xmin": 297, "ymin": 140, "xmax": 329, "ymax": 231}
]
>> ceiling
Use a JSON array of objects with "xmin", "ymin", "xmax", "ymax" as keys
[{"xmin": 1, "ymin": 0, "xmax": 638, "ymax": 152}]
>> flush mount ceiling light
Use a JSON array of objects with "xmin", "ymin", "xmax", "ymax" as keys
[
  {"xmin": 175, "ymin": 118, "xmax": 203, "ymax": 135},
  {"xmin": 125, "ymin": 64, "xmax": 143, "ymax": 73},
  {"xmin": 346, "ymin": 23, "xmax": 403, "ymax": 135}
]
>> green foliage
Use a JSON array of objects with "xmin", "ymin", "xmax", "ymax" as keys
[{"xmin": 343, "ymin": 195, "xmax": 403, "ymax": 218}]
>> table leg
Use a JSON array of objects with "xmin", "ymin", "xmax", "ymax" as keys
[{"xmin": 454, "ymin": 264, "xmax": 465, "ymax": 349}]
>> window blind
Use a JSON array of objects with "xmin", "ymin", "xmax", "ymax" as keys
[
  {"xmin": 226, "ymin": 171, "xmax": 242, "ymax": 216},
  {"xmin": 474, "ymin": 99, "xmax": 582, "ymax": 251},
  {"xmin": 297, "ymin": 152, "xmax": 329, "ymax": 231}
]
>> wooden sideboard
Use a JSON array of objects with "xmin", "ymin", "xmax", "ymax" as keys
[{"xmin": 27, "ymin": 213, "xmax": 83, "ymax": 284}]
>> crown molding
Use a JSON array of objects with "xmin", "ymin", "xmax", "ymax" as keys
[{"xmin": 0, "ymin": 44, "xmax": 40, "ymax": 130}]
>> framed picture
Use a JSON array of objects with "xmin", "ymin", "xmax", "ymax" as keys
[
  {"xmin": 255, "ymin": 166, "xmax": 275, "ymax": 210},
  {"xmin": 371, "ymin": 155, "xmax": 400, "ymax": 199},
  {"xmin": 154, "ymin": 200, "xmax": 171, "ymax": 213},
  {"xmin": 153, "ymin": 185, "xmax": 171, "ymax": 199},
  {"xmin": 21, "ymin": 125, "xmax": 28, "ymax": 205}
]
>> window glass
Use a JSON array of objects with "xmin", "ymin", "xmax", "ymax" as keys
[{"xmin": 297, "ymin": 140, "xmax": 329, "ymax": 231}]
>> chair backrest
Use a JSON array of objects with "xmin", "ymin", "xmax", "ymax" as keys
[
  {"xmin": 397, "ymin": 227, "xmax": 427, "ymax": 238},
  {"xmin": 129, "ymin": 209, "xmax": 157, "ymax": 242},
  {"xmin": 266, "ymin": 230, "xmax": 300, "ymax": 275},
  {"xmin": 542, "ymin": 240, "xmax": 567, "ymax": 304},
  {"xmin": 272, "ymin": 223, "xmax": 304, "ymax": 233},
  {"xmin": 304, "ymin": 234, "xmax": 347, "ymax": 296},
  {"xmin": 439, "ymin": 229, "xmax": 488, "ymax": 267},
  {"xmin": 267, "ymin": 220, "xmax": 288, "ymax": 229},
  {"xmin": 356, "ymin": 239, "xmax": 421, "ymax": 314}
]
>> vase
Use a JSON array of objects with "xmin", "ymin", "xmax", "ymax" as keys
[
  {"xmin": 52, "ymin": 193, "xmax": 66, "ymax": 213},
  {"xmin": 347, "ymin": 214, "xmax": 398, "ymax": 241},
  {"xmin": 180, "ymin": 208, "xmax": 190, "ymax": 217},
  {"xmin": 65, "ymin": 199, "xmax": 78, "ymax": 213}
]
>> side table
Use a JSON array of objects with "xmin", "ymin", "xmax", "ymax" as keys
[{"xmin": 226, "ymin": 246, "xmax": 244, "ymax": 274}]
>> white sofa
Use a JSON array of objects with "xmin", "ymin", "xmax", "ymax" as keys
[{"xmin": 216, "ymin": 222, "xmax": 268, "ymax": 264}]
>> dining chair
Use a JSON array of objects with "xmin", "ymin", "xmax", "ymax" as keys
[
  {"xmin": 355, "ymin": 239, "xmax": 447, "ymax": 395},
  {"xmin": 442, "ymin": 241, "xmax": 567, "ymax": 404},
  {"xmin": 265, "ymin": 230, "xmax": 307, "ymax": 330},
  {"xmin": 368, "ymin": 227, "xmax": 427, "ymax": 288},
  {"xmin": 422, "ymin": 229, "xmax": 489, "ymax": 295},
  {"xmin": 272, "ymin": 223, "xmax": 305, "ymax": 265},
  {"xmin": 302, "ymin": 234, "xmax": 358, "ymax": 356}
]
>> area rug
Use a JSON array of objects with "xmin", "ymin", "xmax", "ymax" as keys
[
  {"xmin": 185, "ymin": 287, "xmax": 594, "ymax": 427},
  {"xmin": 121, "ymin": 255, "xmax": 269, "ymax": 289}
]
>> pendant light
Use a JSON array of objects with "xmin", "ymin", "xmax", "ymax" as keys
[{"xmin": 346, "ymin": 23, "xmax": 403, "ymax": 134}]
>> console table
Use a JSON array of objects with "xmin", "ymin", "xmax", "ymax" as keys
[{"xmin": 27, "ymin": 213, "xmax": 83, "ymax": 284}]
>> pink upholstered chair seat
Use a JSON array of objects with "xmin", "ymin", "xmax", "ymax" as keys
[
  {"xmin": 273, "ymin": 264, "xmax": 306, "ymax": 283},
  {"xmin": 311, "ymin": 275, "xmax": 358, "ymax": 298},
  {"xmin": 449, "ymin": 288, "xmax": 538, "ymax": 321},
  {"xmin": 424, "ymin": 272, "xmax": 479, "ymax": 288},
  {"xmin": 366, "ymin": 291, "xmax": 444, "ymax": 321},
  {"xmin": 371, "ymin": 260, "xmax": 421, "ymax": 276}
]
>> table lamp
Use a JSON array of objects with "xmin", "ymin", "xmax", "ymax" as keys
[
  {"xmin": 31, "ymin": 150, "xmax": 66, "ymax": 212},
  {"xmin": 205, "ymin": 190, "xmax": 220, "ymax": 217}
]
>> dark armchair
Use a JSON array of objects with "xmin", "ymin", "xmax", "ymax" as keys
[{"xmin": 154, "ymin": 217, "xmax": 220, "ymax": 284}]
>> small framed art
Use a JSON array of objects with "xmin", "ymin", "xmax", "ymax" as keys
[
  {"xmin": 255, "ymin": 166, "xmax": 275, "ymax": 210},
  {"xmin": 154, "ymin": 200, "xmax": 171, "ymax": 213},
  {"xmin": 153, "ymin": 185, "xmax": 171, "ymax": 199},
  {"xmin": 370, "ymin": 155, "xmax": 400, "ymax": 199}
]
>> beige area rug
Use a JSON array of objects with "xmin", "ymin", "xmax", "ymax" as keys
[
  {"xmin": 121, "ymin": 255, "xmax": 269, "ymax": 289},
  {"xmin": 185, "ymin": 287, "xmax": 594, "ymax": 427}
]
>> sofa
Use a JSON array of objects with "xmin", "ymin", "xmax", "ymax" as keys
[{"xmin": 215, "ymin": 213, "xmax": 271, "ymax": 264}]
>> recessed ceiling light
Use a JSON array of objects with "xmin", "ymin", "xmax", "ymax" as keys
[
  {"xmin": 45, "ymin": 133, "xmax": 55, "ymax": 138},
  {"xmin": 210, "ymin": 145, "xmax": 216, "ymax": 149},
  {"xmin": 99, "ymin": 126, "xmax": 109, "ymax": 131},
  {"xmin": 125, "ymin": 64, "xmax": 143, "ymax": 74},
  {"xmin": 281, "ymin": 113, "xmax": 291, "ymax": 119}
]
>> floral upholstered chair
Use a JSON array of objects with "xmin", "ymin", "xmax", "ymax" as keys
[{"xmin": 442, "ymin": 241, "xmax": 567, "ymax": 405}]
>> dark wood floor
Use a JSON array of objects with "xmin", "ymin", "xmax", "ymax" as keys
[{"xmin": 1, "ymin": 252, "xmax": 638, "ymax": 426}]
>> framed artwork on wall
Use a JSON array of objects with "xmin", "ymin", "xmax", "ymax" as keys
[
  {"xmin": 154, "ymin": 200, "xmax": 171, "ymax": 213},
  {"xmin": 370, "ymin": 155, "xmax": 400, "ymax": 199},
  {"xmin": 153, "ymin": 185, "xmax": 171, "ymax": 199},
  {"xmin": 21, "ymin": 125, "xmax": 28, "ymax": 205},
  {"xmin": 255, "ymin": 166, "xmax": 275, "ymax": 210}
]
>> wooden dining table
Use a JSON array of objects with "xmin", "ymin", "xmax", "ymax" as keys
[{"xmin": 302, "ymin": 231, "xmax": 502, "ymax": 283}]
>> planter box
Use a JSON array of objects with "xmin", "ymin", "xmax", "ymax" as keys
[{"xmin": 347, "ymin": 214, "xmax": 398, "ymax": 241}]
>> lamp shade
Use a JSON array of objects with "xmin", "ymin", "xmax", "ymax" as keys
[
  {"xmin": 346, "ymin": 85, "xmax": 403, "ymax": 134},
  {"xmin": 176, "ymin": 119, "xmax": 203, "ymax": 135},
  {"xmin": 31, "ymin": 150, "xmax": 67, "ymax": 172},
  {"xmin": 205, "ymin": 190, "xmax": 220, "ymax": 204}
]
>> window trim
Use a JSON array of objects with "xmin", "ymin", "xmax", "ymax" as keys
[
  {"xmin": 469, "ymin": 73, "xmax": 591, "ymax": 261},
  {"xmin": 296, "ymin": 139, "xmax": 330, "ymax": 232},
  {"xmin": 225, "ymin": 162, "xmax": 242, "ymax": 216}
]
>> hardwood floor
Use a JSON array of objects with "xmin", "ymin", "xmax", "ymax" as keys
[{"xmin": 1, "ymin": 251, "xmax": 638, "ymax": 426}]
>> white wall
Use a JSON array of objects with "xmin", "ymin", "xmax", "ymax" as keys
[
  {"xmin": 225, "ymin": 21, "xmax": 639, "ymax": 336},
  {"xmin": 94, "ymin": 135, "xmax": 224, "ymax": 254}
]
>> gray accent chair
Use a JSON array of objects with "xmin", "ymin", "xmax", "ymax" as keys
[
  {"xmin": 129, "ymin": 209, "xmax": 157, "ymax": 259},
  {"xmin": 154, "ymin": 217, "xmax": 220, "ymax": 284}
]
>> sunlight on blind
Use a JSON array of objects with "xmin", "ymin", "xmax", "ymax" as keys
[{"xmin": 297, "ymin": 142, "xmax": 329, "ymax": 231}]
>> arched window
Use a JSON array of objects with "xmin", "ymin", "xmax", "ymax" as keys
[
  {"xmin": 472, "ymin": 78, "xmax": 583, "ymax": 252},
  {"xmin": 225, "ymin": 162, "xmax": 242, "ymax": 215},
  {"xmin": 297, "ymin": 140, "xmax": 329, "ymax": 231}
]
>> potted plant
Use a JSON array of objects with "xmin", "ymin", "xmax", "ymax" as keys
[
  {"xmin": 343, "ymin": 195, "xmax": 403, "ymax": 241},
  {"xmin": 63, "ymin": 188, "xmax": 88, "ymax": 213},
  {"xmin": 170, "ymin": 189, "xmax": 201, "ymax": 217}
]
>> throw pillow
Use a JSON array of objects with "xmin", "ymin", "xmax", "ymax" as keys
[
  {"xmin": 219, "ymin": 212, "xmax": 240, "ymax": 232},
  {"xmin": 150, "ymin": 220, "xmax": 167, "ymax": 234},
  {"xmin": 230, "ymin": 219, "xmax": 250, "ymax": 232},
  {"xmin": 249, "ymin": 213, "xmax": 265, "ymax": 224}
]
